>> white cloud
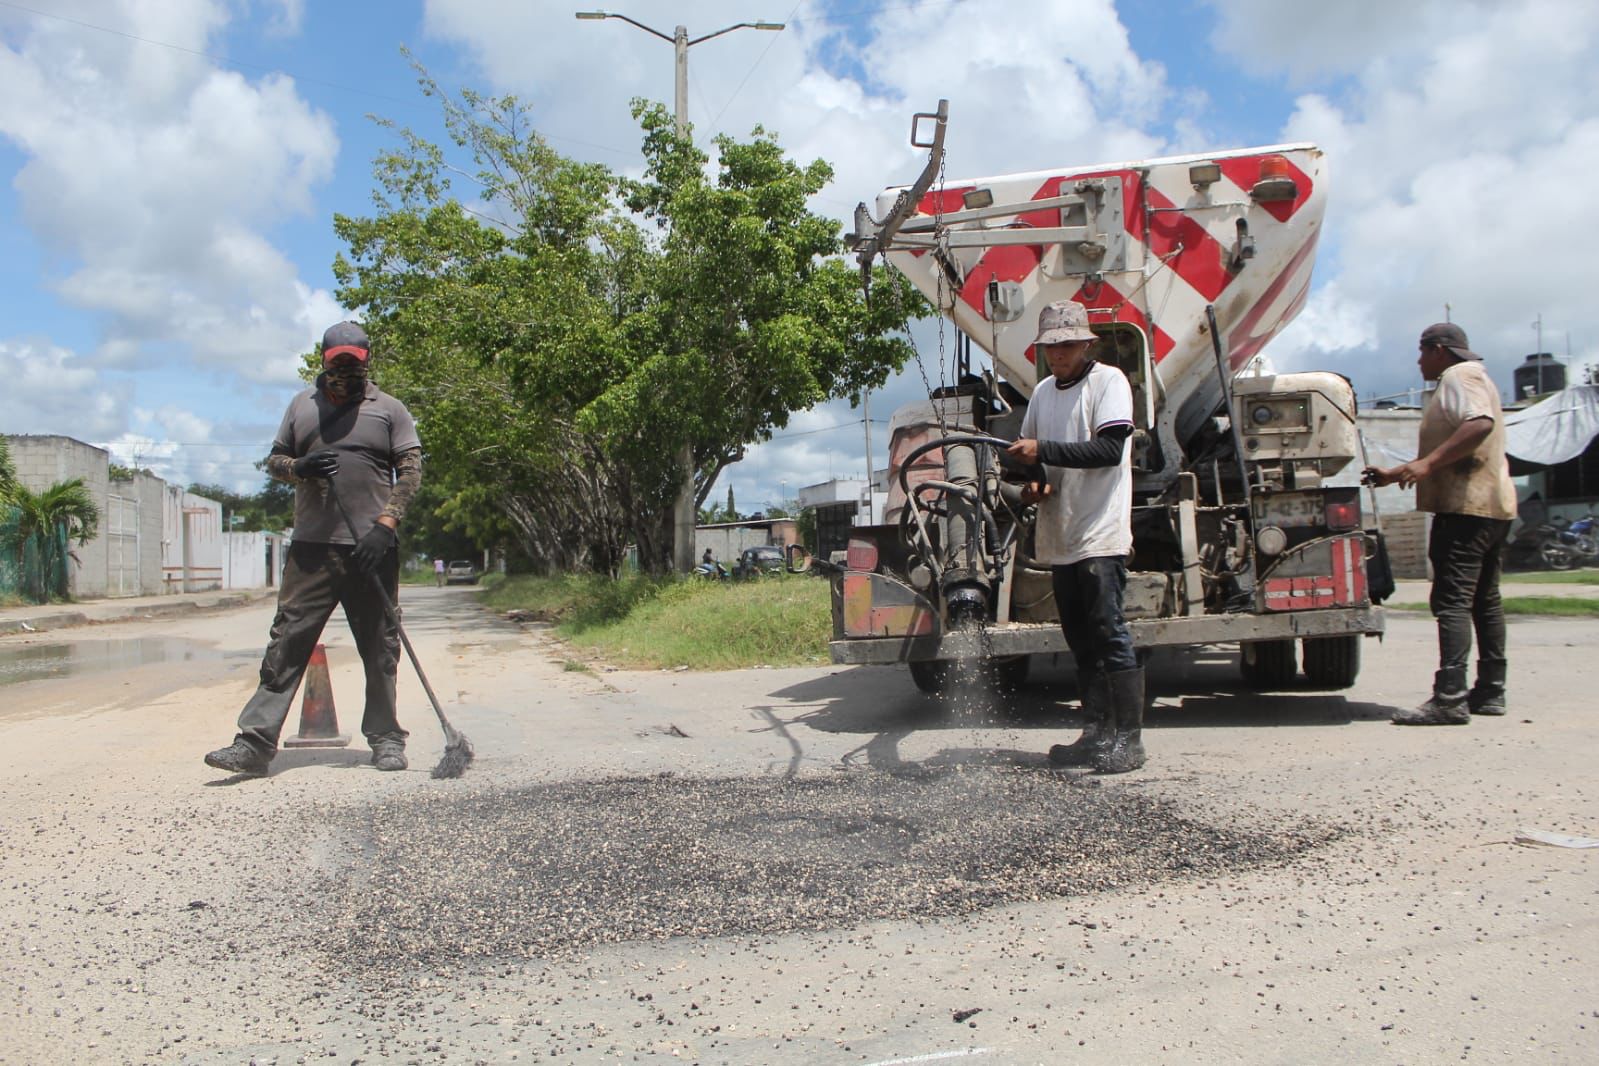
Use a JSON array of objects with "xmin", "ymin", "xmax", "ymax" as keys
[
  {"xmin": 422, "ymin": 0, "xmax": 1175, "ymax": 502},
  {"xmin": 0, "ymin": 0, "xmax": 341, "ymax": 388},
  {"xmin": 262, "ymin": 0, "xmax": 305, "ymax": 37},
  {"xmin": 1229, "ymin": 0, "xmax": 1599, "ymax": 400},
  {"xmin": 0, "ymin": 339, "xmax": 131, "ymax": 440}
]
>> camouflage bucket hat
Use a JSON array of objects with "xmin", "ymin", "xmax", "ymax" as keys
[{"xmin": 1033, "ymin": 300, "xmax": 1096, "ymax": 346}]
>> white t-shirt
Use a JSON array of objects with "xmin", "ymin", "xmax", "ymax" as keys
[{"xmin": 1019, "ymin": 361, "xmax": 1135, "ymax": 565}]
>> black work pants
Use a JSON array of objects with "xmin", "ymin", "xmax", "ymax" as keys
[
  {"xmin": 1427, "ymin": 513, "xmax": 1512, "ymax": 677},
  {"xmin": 236, "ymin": 541, "xmax": 405, "ymax": 751},
  {"xmin": 1052, "ymin": 556, "xmax": 1138, "ymax": 685}
]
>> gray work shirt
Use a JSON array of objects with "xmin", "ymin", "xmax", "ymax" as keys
[{"xmin": 273, "ymin": 379, "xmax": 422, "ymax": 544}]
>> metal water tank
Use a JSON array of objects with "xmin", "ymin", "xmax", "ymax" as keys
[{"xmin": 1513, "ymin": 353, "xmax": 1565, "ymax": 399}]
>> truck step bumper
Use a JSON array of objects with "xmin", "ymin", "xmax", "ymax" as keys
[{"xmin": 828, "ymin": 606, "xmax": 1385, "ymax": 665}]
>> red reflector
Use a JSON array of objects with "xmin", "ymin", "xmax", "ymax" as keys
[
  {"xmin": 1324, "ymin": 499, "xmax": 1360, "ymax": 531},
  {"xmin": 846, "ymin": 538, "xmax": 880, "ymax": 571}
]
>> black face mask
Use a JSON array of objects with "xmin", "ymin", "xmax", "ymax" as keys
[{"xmin": 323, "ymin": 364, "xmax": 368, "ymax": 403}]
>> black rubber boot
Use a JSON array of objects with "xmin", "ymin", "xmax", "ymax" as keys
[
  {"xmin": 1392, "ymin": 669, "xmax": 1470, "ymax": 725},
  {"xmin": 1048, "ymin": 673, "xmax": 1110, "ymax": 767},
  {"xmin": 1093, "ymin": 667, "xmax": 1146, "ymax": 774},
  {"xmin": 204, "ymin": 736, "xmax": 273, "ymax": 776},
  {"xmin": 1468, "ymin": 659, "xmax": 1507, "ymax": 716}
]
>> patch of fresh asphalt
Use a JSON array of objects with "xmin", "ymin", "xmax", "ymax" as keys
[{"xmin": 306, "ymin": 767, "xmax": 1337, "ymax": 977}]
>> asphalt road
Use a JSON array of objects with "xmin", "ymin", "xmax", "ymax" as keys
[{"xmin": 1, "ymin": 586, "xmax": 1595, "ymax": 1064}]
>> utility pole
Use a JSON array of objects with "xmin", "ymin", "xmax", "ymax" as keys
[
  {"xmin": 576, "ymin": 10, "xmax": 784, "ymax": 573},
  {"xmin": 860, "ymin": 390, "xmax": 873, "ymax": 525}
]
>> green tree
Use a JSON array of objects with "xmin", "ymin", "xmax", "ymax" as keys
[
  {"xmin": 11, "ymin": 478, "xmax": 100, "ymax": 601},
  {"xmin": 332, "ymin": 70, "xmax": 923, "ymax": 575},
  {"xmin": 0, "ymin": 435, "xmax": 16, "ymax": 504}
]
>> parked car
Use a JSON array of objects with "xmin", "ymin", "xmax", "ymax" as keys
[
  {"xmin": 445, "ymin": 560, "xmax": 479, "ymax": 585},
  {"xmin": 732, "ymin": 545, "xmax": 785, "ymax": 579}
]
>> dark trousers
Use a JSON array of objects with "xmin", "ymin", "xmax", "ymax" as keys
[
  {"xmin": 1052, "ymin": 556, "xmax": 1138, "ymax": 685},
  {"xmin": 237, "ymin": 542, "xmax": 405, "ymax": 751},
  {"xmin": 1427, "ymin": 513, "xmax": 1512, "ymax": 678}
]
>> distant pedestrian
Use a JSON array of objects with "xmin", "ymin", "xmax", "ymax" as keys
[
  {"xmin": 1363, "ymin": 322, "xmax": 1516, "ymax": 725},
  {"xmin": 1005, "ymin": 300, "xmax": 1144, "ymax": 773},
  {"xmin": 204, "ymin": 321, "xmax": 423, "ymax": 776},
  {"xmin": 434, "ymin": 558, "xmax": 445, "ymax": 587}
]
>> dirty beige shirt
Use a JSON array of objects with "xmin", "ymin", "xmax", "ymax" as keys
[{"xmin": 1415, "ymin": 361, "xmax": 1516, "ymax": 520}]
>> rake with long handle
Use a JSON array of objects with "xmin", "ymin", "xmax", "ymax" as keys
[{"xmin": 326, "ymin": 480, "xmax": 474, "ymax": 779}]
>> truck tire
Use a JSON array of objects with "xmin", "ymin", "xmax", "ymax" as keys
[
  {"xmin": 1301, "ymin": 635, "xmax": 1361, "ymax": 689},
  {"xmin": 909, "ymin": 659, "xmax": 952, "ymax": 694},
  {"xmin": 991, "ymin": 655, "xmax": 1030, "ymax": 693},
  {"xmin": 1240, "ymin": 639, "xmax": 1298, "ymax": 689},
  {"xmin": 909, "ymin": 656, "xmax": 1029, "ymax": 695}
]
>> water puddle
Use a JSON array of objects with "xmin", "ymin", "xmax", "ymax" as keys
[{"xmin": 0, "ymin": 638, "xmax": 249, "ymax": 685}]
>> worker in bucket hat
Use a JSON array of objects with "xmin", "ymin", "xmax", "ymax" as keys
[{"xmin": 1005, "ymin": 300, "xmax": 1144, "ymax": 773}]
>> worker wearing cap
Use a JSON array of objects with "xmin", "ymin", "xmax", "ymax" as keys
[
  {"xmin": 1364, "ymin": 322, "xmax": 1516, "ymax": 725},
  {"xmin": 204, "ymin": 321, "xmax": 424, "ymax": 776},
  {"xmin": 1006, "ymin": 300, "xmax": 1144, "ymax": 773}
]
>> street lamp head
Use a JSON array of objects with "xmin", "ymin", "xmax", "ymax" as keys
[
  {"xmin": 753, "ymin": 21, "xmax": 785, "ymax": 30},
  {"xmin": 574, "ymin": 10, "xmax": 608, "ymax": 20}
]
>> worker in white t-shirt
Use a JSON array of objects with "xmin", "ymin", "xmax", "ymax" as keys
[{"xmin": 1005, "ymin": 300, "xmax": 1145, "ymax": 774}]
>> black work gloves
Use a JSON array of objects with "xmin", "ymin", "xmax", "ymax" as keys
[
  {"xmin": 351, "ymin": 522, "xmax": 397, "ymax": 574},
  {"xmin": 292, "ymin": 449, "xmax": 340, "ymax": 480}
]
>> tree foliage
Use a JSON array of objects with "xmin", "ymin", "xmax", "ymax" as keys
[
  {"xmin": 332, "ymin": 69, "xmax": 923, "ymax": 574},
  {"xmin": 188, "ymin": 478, "xmax": 295, "ymax": 533},
  {"xmin": 0, "ymin": 435, "xmax": 16, "ymax": 504},
  {"xmin": 8, "ymin": 478, "xmax": 100, "ymax": 600}
]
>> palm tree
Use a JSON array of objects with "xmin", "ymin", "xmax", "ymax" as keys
[
  {"xmin": 0, "ymin": 435, "xmax": 17, "ymax": 504},
  {"xmin": 11, "ymin": 478, "xmax": 100, "ymax": 601}
]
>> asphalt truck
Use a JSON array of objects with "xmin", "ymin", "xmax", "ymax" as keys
[{"xmin": 831, "ymin": 102, "xmax": 1388, "ymax": 693}]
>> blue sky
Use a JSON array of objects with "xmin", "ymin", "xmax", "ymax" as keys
[{"xmin": 3, "ymin": 0, "xmax": 1597, "ymax": 512}]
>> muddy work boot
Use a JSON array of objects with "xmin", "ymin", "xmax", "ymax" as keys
[
  {"xmin": 1392, "ymin": 669, "xmax": 1470, "ymax": 725},
  {"xmin": 1467, "ymin": 659, "xmax": 1507, "ymax": 716},
  {"xmin": 1048, "ymin": 673, "xmax": 1110, "ymax": 767},
  {"xmin": 369, "ymin": 736, "xmax": 408, "ymax": 772},
  {"xmin": 1093, "ymin": 667, "xmax": 1147, "ymax": 775},
  {"xmin": 204, "ymin": 736, "xmax": 273, "ymax": 777}
]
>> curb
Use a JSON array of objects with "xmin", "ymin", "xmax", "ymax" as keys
[
  {"xmin": 0, "ymin": 612, "xmax": 89, "ymax": 635},
  {"xmin": 0, "ymin": 591, "xmax": 273, "ymax": 636}
]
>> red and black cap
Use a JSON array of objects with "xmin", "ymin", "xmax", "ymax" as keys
[{"xmin": 321, "ymin": 321, "xmax": 371, "ymax": 364}]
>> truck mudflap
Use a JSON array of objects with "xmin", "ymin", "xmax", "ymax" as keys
[{"xmin": 829, "ymin": 605, "xmax": 1384, "ymax": 665}]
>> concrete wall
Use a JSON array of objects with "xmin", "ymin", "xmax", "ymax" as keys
[
  {"xmin": 6, "ymin": 434, "xmax": 112, "ymax": 598},
  {"xmin": 109, "ymin": 471, "xmax": 167, "ymax": 596},
  {"xmin": 694, "ymin": 519, "xmax": 798, "ymax": 563},
  {"xmin": 221, "ymin": 531, "xmax": 285, "ymax": 589},
  {"xmin": 162, "ymin": 486, "xmax": 224, "ymax": 592},
  {"xmin": 1356, "ymin": 409, "xmax": 1424, "ymax": 517}
]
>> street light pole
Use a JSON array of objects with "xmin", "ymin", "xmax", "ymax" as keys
[{"xmin": 576, "ymin": 11, "xmax": 783, "ymax": 573}]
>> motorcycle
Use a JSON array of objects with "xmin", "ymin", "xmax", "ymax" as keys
[
  {"xmin": 1548, "ymin": 514, "xmax": 1599, "ymax": 566},
  {"xmin": 1507, "ymin": 519, "xmax": 1580, "ymax": 571},
  {"xmin": 693, "ymin": 561, "xmax": 729, "ymax": 580}
]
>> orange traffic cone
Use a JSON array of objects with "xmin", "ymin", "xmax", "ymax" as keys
[{"xmin": 283, "ymin": 643, "xmax": 351, "ymax": 748}]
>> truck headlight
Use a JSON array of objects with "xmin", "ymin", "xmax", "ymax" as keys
[{"xmin": 1256, "ymin": 525, "xmax": 1287, "ymax": 556}]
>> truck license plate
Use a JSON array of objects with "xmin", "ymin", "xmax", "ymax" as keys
[{"xmin": 1257, "ymin": 493, "xmax": 1323, "ymax": 528}]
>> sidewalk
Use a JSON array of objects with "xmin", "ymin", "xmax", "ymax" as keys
[
  {"xmin": 0, "ymin": 588, "xmax": 277, "ymax": 635},
  {"xmin": 1391, "ymin": 577, "xmax": 1599, "ymax": 603}
]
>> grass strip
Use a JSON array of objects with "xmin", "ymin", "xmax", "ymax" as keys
[
  {"xmin": 1387, "ymin": 596, "xmax": 1599, "ymax": 616},
  {"xmin": 1502, "ymin": 569, "xmax": 1599, "ymax": 585},
  {"xmin": 483, "ymin": 572, "xmax": 833, "ymax": 670}
]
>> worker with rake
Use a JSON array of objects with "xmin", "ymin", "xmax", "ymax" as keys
[{"xmin": 205, "ymin": 321, "xmax": 423, "ymax": 777}]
